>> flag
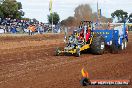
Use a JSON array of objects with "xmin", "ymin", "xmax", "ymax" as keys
[{"xmin": 49, "ymin": 0, "xmax": 52, "ymax": 13}]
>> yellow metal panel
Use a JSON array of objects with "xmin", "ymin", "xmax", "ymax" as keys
[
  {"xmin": 69, "ymin": 49, "xmax": 76, "ymax": 54},
  {"xmin": 80, "ymin": 44, "xmax": 90, "ymax": 51},
  {"xmin": 68, "ymin": 38, "xmax": 93, "ymax": 54}
]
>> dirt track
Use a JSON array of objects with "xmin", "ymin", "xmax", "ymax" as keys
[{"xmin": 0, "ymin": 33, "xmax": 132, "ymax": 88}]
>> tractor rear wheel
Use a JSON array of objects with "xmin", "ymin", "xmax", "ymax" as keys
[
  {"xmin": 119, "ymin": 38, "xmax": 127, "ymax": 50},
  {"xmin": 90, "ymin": 36, "xmax": 105, "ymax": 55},
  {"xmin": 111, "ymin": 41, "xmax": 119, "ymax": 53}
]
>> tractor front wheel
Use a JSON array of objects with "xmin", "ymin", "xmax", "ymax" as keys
[
  {"xmin": 55, "ymin": 48, "xmax": 61, "ymax": 56},
  {"xmin": 111, "ymin": 42, "xmax": 119, "ymax": 53}
]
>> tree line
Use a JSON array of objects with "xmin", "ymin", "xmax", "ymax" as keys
[
  {"xmin": 0, "ymin": 1, "xmax": 131, "ymax": 26},
  {"xmin": 111, "ymin": 10, "xmax": 132, "ymax": 23}
]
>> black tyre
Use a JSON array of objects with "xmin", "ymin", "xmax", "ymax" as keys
[
  {"xmin": 76, "ymin": 48, "xmax": 81, "ymax": 57},
  {"xmin": 111, "ymin": 42, "xmax": 119, "ymax": 53},
  {"xmin": 80, "ymin": 78, "xmax": 91, "ymax": 86},
  {"xmin": 119, "ymin": 38, "xmax": 127, "ymax": 51},
  {"xmin": 90, "ymin": 36, "xmax": 105, "ymax": 55}
]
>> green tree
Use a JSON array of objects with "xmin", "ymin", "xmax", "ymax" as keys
[
  {"xmin": 0, "ymin": 0, "xmax": 24, "ymax": 19},
  {"xmin": 48, "ymin": 12, "xmax": 60, "ymax": 25},
  {"xmin": 111, "ymin": 10, "xmax": 128, "ymax": 23},
  {"xmin": 128, "ymin": 13, "xmax": 132, "ymax": 23},
  {"xmin": 0, "ymin": 5, "xmax": 4, "ymax": 18},
  {"xmin": 17, "ymin": 2, "xmax": 22, "ymax": 9}
]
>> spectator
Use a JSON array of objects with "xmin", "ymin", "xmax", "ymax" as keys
[{"xmin": 27, "ymin": 25, "xmax": 32, "ymax": 35}]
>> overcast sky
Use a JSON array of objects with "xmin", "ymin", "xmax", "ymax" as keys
[{"xmin": 17, "ymin": 0, "xmax": 132, "ymax": 23}]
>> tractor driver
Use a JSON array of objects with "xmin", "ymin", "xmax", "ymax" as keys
[
  {"xmin": 86, "ymin": 25, "xmax": 91, "ymax": 42},
  {"xmin": 79, "ymin": 23, "xmax": 91, "ymax": 43},
  {"xmin": 79, "ymin": 29, "xmax": 84, "ymax": 40}
]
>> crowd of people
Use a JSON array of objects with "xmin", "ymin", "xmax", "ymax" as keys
[{"xmin": 0, "ymin": 18, "xmax": 54, "ymax": 35}]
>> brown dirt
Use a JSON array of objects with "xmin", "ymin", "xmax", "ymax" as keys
[{"xmin": 0, "ymin": 33, "xmax": 132, "ymax": 88}]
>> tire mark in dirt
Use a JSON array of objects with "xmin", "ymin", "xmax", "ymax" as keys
[{"xmin": 0, "ymin": 53, "xmax": 116, "ymax": 85}]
